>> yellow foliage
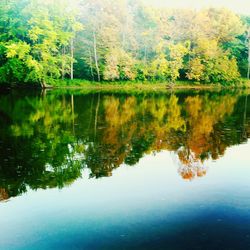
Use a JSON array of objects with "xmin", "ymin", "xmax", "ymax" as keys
[
  {"xmin": 186, "ymin": 58, "xmax": 205, "ymax": 81},
  {"xmin": 6, "ymin": 42, "xmax": 30, "ymax": 60}
]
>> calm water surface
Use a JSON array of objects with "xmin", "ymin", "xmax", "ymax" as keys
[{"xmin": 0, "ymin": 89, "xmax": 250, "ymax": 250}]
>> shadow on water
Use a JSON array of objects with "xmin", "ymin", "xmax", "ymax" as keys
[{"xmin": 0, "ymin": 89, "xmax": 250, "ymax": 201}]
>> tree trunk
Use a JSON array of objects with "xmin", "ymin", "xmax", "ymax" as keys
[
  {"xmin": 93, "ymin": 31, "xmax": 100, "ymax": 82},
  {"xmin": 88, "ymin": 94, "xmax": 94, "ymax": 131},
  {"xmin": 41, "ymin": 81, "xmax": 46, "ymax": 89},
  {"xmin": 247, "ymin": 29, "xmax": 250, "ymax": 80},
  {"xmin": 247, "ymin": 44, "xmax": 250, "ymax": 80},
  {"xmin": 71, "ymin": 95, "xmax": 75, "ymax": 135},
  {"xmin": 94, "ymin": 93, "xmax": 100, "ymax": 140},
  {"xmin": 40, "ymin": 80, "xmax": 52, "ymax": 89},
  {"xmin": 62, "ymin": 46, "xmax": 65, "ymax": 80},
  {"xmin": 89, "ymin": 48, "xmax": 94, "ymax": 81},
  {"xmin": 70, "ymin": 39, "xmax": 74, "ymax": 80},
  {"xmin": 41, "ymin": 89, "xmax": 47, "ymax": 98},
  {"xmin": 243, "ymin": 95, "xmax": 248, "ymax": 139}
]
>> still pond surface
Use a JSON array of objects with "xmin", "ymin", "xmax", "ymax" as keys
[{"xmin": 0, "ymin": 89, "xmax": 250, "ymax": 250}]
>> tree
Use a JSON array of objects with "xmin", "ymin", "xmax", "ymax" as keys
[
  {"xmin": 0, "ymin": 0, "xmax": 82, "ymax": 86},
  {"xmin": 186, "ymin": 38, "xmax": 240, "ymax": 83},
  {"xmin": 103, "ymin": 48, "xmax": 136, "ymax": 80},
  {"xmin": 167, "ymin": 42, "xmax": 189, "ymax": 83}
]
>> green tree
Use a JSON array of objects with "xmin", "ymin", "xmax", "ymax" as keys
[{"xmin": 0, "ymin": 0, "xmax": 82, "ymax": 86}]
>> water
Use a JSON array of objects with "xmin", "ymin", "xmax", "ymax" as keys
[{"xmin": 0, "ymin": 89, "xmax": 250, "ymax": 250}]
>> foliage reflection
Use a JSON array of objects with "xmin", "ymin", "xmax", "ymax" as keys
[{"xmin": 0, "ymin": 90, "xmax": 249, "ymax": 200}]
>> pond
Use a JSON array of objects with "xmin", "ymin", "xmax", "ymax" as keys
[{"xmin": 0, "ymin": 89, "xmax": 250, "ymax": 250}]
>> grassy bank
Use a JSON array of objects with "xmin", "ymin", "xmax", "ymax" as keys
[
  {"xmin": 50, "ymin": 78, "xmax": 250, "ymax": 91},
  {"xmin": 1, "ymin": 79, "xmax": 249, "ymax": 92}
]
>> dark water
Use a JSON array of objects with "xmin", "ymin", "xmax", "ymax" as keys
[{"xmin": 0, "ymin": 89, "xmax": 250, "ymax": 250}]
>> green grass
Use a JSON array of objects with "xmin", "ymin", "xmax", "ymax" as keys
[{"xmin": 50, "ymin": 78, "xmax": 250, "ymax": 91}]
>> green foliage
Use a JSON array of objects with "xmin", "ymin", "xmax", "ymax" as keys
[
  {"xmin": 0, "ymin": 0, "xmax": 249, "ymax": 85},
  {"xmin": 0, "ymin": 0, "xmax": 82, "ymax": 86}
]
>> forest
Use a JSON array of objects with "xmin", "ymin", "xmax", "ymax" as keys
[{"xmin": 0, "ymin": 0, "xmax": 250, "ymax": 87}]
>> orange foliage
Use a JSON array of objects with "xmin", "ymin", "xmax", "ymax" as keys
[{"xmin": 0, "ymin": 188, "xmax": 9, "ymax": 201}]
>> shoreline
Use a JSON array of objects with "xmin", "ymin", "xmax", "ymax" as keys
[{"xmin": 1, "ymin": 80, "xmax": 250, "ymax": 92}]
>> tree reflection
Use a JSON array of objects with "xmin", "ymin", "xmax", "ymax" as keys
[
  {"xmin": 0, "ymin": 90, "xmax": 249, "ymax": 200},
  {"xmin": 0, "ymin": 93, "xmax": 83, "ymax": 199}
]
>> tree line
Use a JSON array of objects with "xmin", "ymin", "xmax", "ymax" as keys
[{"xmin": 0, "ymin": 0, "xmax": 250, "ymax": 87}]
